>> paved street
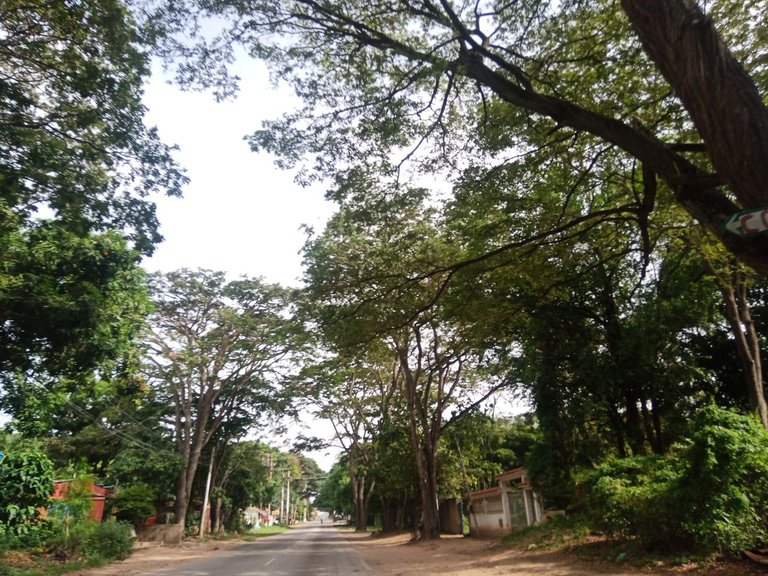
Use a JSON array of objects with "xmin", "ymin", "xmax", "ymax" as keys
[{"xmin": 148, "ymin": 523, "xmax": 374, "ymax": 576}]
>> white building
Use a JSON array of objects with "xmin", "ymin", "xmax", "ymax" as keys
[{"xmin": 468, "ymin": 467, "xmax": 545, "ymax": 538}]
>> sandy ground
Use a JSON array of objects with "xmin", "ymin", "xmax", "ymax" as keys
[{"xmin": 68, "ymin": 529, "xmax": 766, "ymax": 576}]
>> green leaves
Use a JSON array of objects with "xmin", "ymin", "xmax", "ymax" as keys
[
  {"xmin": 0, "ymin": 449, "xmax": 54, "ymax": 533},
  {"xmin": 143, "ymin": 269, "xmax": 298, "ymax": 523},
  {"xmin": 0, "ymin": 223, "xmax": 150, "ymax": 425},
  {"xmin": 0, "ymin": 0, "xmax": 186, "ymax": 253},
  {"xmin": 587, "ymin": 406, "xmax": 768, "ymax": 555}
]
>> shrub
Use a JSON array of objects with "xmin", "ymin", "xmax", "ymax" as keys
[
  {"xmin": 673, "ymin": 405, "xmax": 768, "ymax": 555},
  {"xmin": 46, "ymin": 520, "xmax": 133, "ymax": 563},
  {"xmin": 586, "ymin": 454, "xmax": 682, "ymax": 548},
  {"xmin": 0, "ymin": 449, "xmax": 54, "ymax": 534},
  {"xmin": 83, "ymin": 521, "xmax": 133, "ymax": 562},
  {"xmin": 586, "ymin": 406, "xmax": 768, "ymax": 557},
  {"xmin": 46, "ymin": 520, "xmax": 96, "ymax": 561},
  {"xmin": 110, "ymin": 484, "xmax": 156, "ymax": 527}
]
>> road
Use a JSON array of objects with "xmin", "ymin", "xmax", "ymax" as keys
[{"xmin": 148, "ymin": 522, "xmax": 375, "ymax": 576}]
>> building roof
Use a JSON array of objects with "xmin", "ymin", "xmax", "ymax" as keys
[{"xmin": 496, "ymin": 466, "xmax": 528, "ymax": 482}]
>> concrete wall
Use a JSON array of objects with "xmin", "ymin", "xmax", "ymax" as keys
[{"xmin": 136, "ymin": 523, "xmax": 184, "ymax": 544}]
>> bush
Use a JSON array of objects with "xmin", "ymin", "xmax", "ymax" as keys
[
  {"xmin": 110, "ymin": 484, "xmax": 156, "ymax": 527},
  {"xmin": 587, "ymin": 454, "xmax": 683, "ymax": 548},
  {"xmin": 586, "ymin": 406, "xmax": 768, "ymax": 556},
  {"xmin": 46, "ymin": 520, "xmax": 95, "ymax": 561},
  {"xmin": 674, "ymin": 405, "xmax": 768, "ymax": 555},
  {"xmin": 84, "ymin": 521, "xmax": 133, "ymax": 561},
  {"xmin": 47, "ymin": 520, "xmax": 133, "ymax": 563},
  {"xmin": 0, "ymin": 449, "xmax": 54, "ymax": 534}
]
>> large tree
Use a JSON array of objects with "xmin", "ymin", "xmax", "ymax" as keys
[
  {"xmin": 143, "ymin": 269, "xmax": 296, "ymax": 527},
  {"xmin": 151, "ymin": 0, "xmax": 768, "ymax": 274},
  {"xmin": 302, "ymin": 186, "xmax": 510, "ymax": 539},
  {"xmin": 0, "ymin": 0, "xmax": 185, "ymax": 387}
]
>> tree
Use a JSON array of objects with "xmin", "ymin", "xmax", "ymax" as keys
[
  {"xmin": 207, "ymin": 441, "xmax": 274, "ymax": 532},
  {"xmin": 153, "ymin": 0, "xmax": 768, "ymax": 273},
  {"xmin": 0, "ymin": 228, "xmax": 151, "ymax": 395},
  {"xmin": 698, "ymin": 241, "xmax": 768, "ymax": 427},
  {"xmin": 303, "ymin": 353, "xmax": 398, "ymax": 532},
  {"xmin": 143, "ymin": 269, "xmax": 296, "ymax": 527},
  {"xmin": 1, "ymin": 0, "xmax": 185, "ymax": 388},
  {"xmin": 302, "ymin": 186, "xmax": 510, "ymax": 539},
  {"xmin": 1, "ymin": 0, "xmax": 185, "ymax": 253}
]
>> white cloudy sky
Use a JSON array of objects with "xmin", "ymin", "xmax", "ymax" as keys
[
  {"xmin": 143, "ymin": 60, "xmax": 334, "ymax": 288},
  {"xmin": 142, "ymin": 59, "xmax": 341, "ymax": 470}
]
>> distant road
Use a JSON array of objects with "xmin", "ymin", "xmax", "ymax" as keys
[{"xmin": 149, "ymin": 522, "xmax": 375, "ymax": 576}]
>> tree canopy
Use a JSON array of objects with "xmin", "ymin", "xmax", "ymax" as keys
[
  {"xmin": 1, "ymin": 0, "xmax": 186, "ymax": 387},
  {"xmin": 152, "ymin": 0, "xmax": 768, "ymax": 274}
]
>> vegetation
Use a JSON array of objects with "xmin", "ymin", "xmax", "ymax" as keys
[{"xmin": 2, "ymin": 0, "xmax": 768, "ymax": 573}]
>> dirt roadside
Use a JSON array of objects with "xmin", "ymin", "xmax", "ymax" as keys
[{"xmin": 68, "ymin": 530, "xmax": 766, "ymax": 576}]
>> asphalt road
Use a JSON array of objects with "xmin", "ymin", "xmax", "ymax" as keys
[{"xmin": 149, "ymin": 522, "xmax": 375, "ymax": 576}]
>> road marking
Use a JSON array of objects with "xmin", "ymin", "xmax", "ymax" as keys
[{"xmin": 264, "ymin": 558, "xmax": 276, "ymax": 566}]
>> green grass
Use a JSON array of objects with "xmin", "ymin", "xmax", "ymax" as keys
[
  {"xmin": 499, "ymin": 515, "xmax": 591, "ymax": 551},
  {"xmin": 240, "ymin": 525, "xmax": 289, "ymax": 539},
  {"xmin": 498, "ymin": 515, "xmax": 715, "ymax": 570}
]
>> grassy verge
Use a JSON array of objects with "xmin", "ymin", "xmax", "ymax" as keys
[
  {"xmin": 498, "ymin": 515, "xmax": 714, "ymax": 570},
  {"xmin": 240, "ymin": 525, "xmax": 289, "ymax": 540},
  {"xmin": 499, "ymin": 515, "xmax": 591, "ymax": 551}
]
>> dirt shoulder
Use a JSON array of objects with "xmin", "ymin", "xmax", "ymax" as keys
[
  {"xmin": 66, "ymin": 539, "xmax": 249, "ymax": 576},
  {"xmin": 345, "ymin": 531, "xmax": 766, "ymax": 576}
]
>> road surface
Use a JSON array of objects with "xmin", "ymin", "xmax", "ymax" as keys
[{"xmin": 149, "ymin": 522, "xmax": 375, "ymax": 576}]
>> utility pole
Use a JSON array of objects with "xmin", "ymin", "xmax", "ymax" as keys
[
  {"xmin": 286, "ymin": 473, "xmax": 291, "ymax": 523},
  {"xmin": 199, "ymin": 446, "xmax": 216, "ymax": 540}
]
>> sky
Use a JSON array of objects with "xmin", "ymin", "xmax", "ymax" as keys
[
  {"xmin": 143, "ymin": 61, "xmax": 334, "ymax": 288},
  {"xmin": 141, "ymin": 59, "xmax": 341, "ymax": 470}
]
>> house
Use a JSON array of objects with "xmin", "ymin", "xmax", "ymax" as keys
[{"xmin": 468, "ymin": 466, "xmax": 544, "ymax": 538}]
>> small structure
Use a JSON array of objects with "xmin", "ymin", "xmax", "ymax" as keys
[
  {"xmin": 438, "ymin": 498, "xmax": 463, "ymax": 535},
  {"xmin": 468, "ymin": 467, "xmax": 544, "ymax": 538},
  {"xmin": 50, "ymin": 479, "xmax": 114, "ymax": 522}
]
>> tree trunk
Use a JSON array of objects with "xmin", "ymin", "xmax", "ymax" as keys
[
  {"xmin": 422, "ymin": 444, "xmax": 441, "ymax": 540},
  {"xmin": 620, "ymin": 0, "xmax": 768, "ymax": 275},
  {"xmin": 348, "ymin": 445, "xmax": 374, "ymax": 532},
  {"xmin": 174, "ymin": 427, "xmax": 207, "ymax": 528},
  {"xmin": 399, "ymin": 345, "xmax": 441, "ymax": 540},
  {"xmin": 701, "ymin": 256, "xmax": 768, "ymax": 428},
  {"xmin": 214, "ymin": 497, "xmax": 223, "ymax": 534},
  {"xmin": 352, "ymin": 472, "xmax": 367, "ymax": 531},
  {"xmin": 719, "ymin": 280, "xmax": 768, "ymax": 427}
]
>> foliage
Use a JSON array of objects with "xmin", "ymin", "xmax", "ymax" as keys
[
  {"xmin": 152, "ymin": 0, "xmax": 768, "ymax": 272},
  {"xmin": 0, "ymin": 0, "xmax": 186, "ymax": 251},
  {"xmin": 0, "ymin": 228, "xmax": 151, "ymax": 385},
  {"xmin": 106, "ymin": 444, "xmax": 180, "ymax": 506},
  {"xmin": 48, "ymin": 475, "xmax": 98, "ymax": 528},
  {"xmin": 82, "ymin": 521, "xmax": 133, "ymax": 562},
  {"xmin": 110, "ymin": 485, "xmax": 157, "ymax": 528},
  {"xmin": 675, "ymin": 406, "xmax": 768, "ymax": 554},
  {"xmin": 586, "ymin": 406, "xmax": 768, "ymax": 556},
  {"xmin": 314, "ymin": 461, "xmax": 352, "ymax": 516},
  {"xmin": 46, "ymin": 520, "xmax": 132, "ymax": 562},
  {"xmin": 587, "ymin": 455, "xmax": 679, "ymax": 543},
  {"xmin": 0, "ymin": 450, "xmax": 54, "ymax": 534},
  {"xmin": 0, "ymin": 0, "xmax": 184, "ymax": 392},
  {"xmin": 143, "ymin": 269, "xmax": 298, "ymax": 525}
]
